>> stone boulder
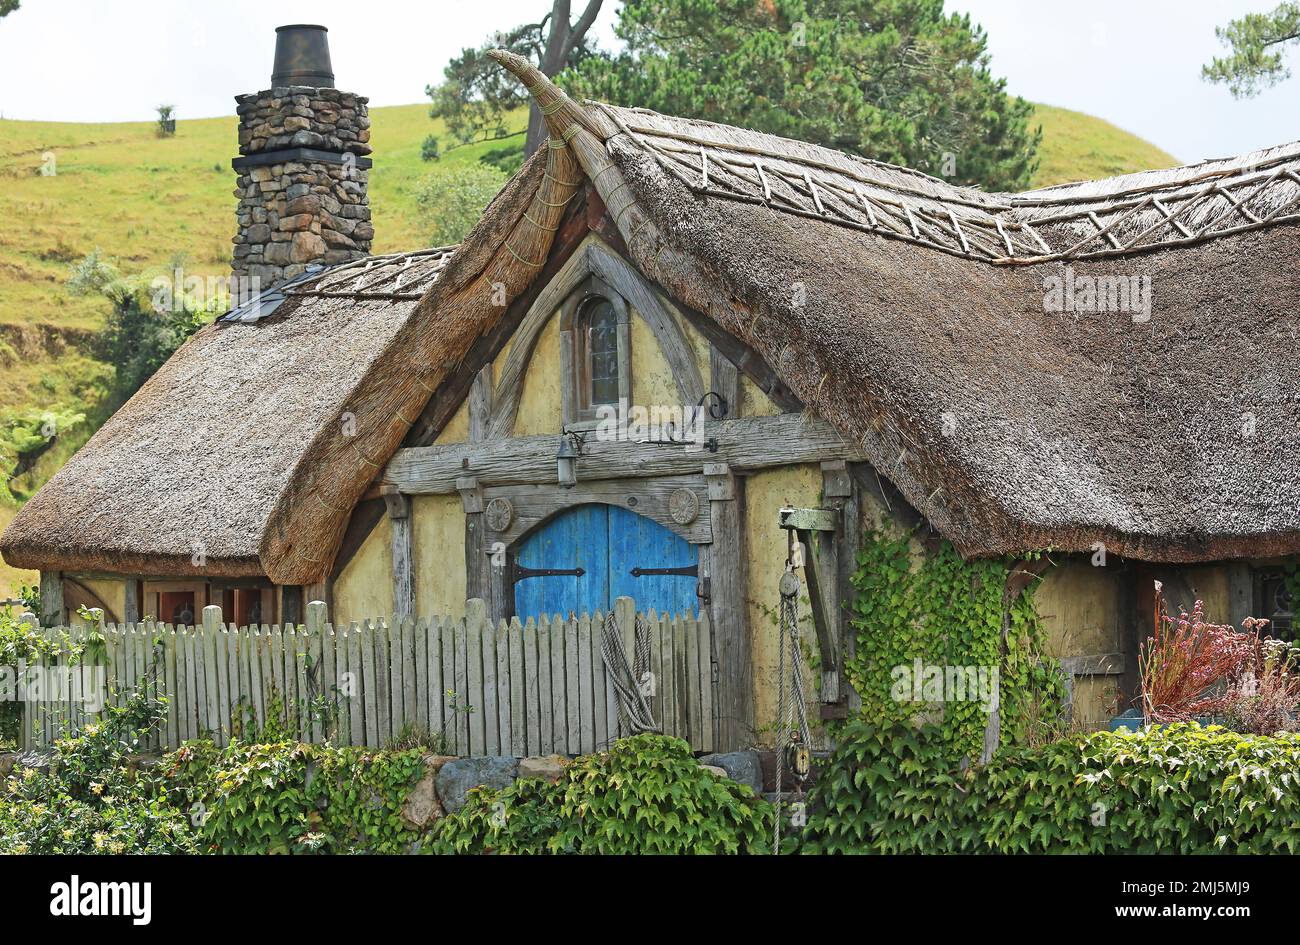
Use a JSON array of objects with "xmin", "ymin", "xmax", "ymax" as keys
[
  {"xmin": 401, "ymin": 754, "xmax": 457, "ymax": 829},
  {"xmin": 517, "ymin": 754, "xmax": 567, "ymax": 784},
  {"xmin": 698, "ymin": 750, "xmax": 763, "ymax": 794},
  {"xmin": 435, "ymin": 756, "xmax": 519, "ymax": 814}
]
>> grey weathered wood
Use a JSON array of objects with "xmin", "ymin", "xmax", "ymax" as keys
[
  {"xmin": 1227, "ymin": 563, "xmax": 1253, "ymax": 633},
  {"xmin": 459, "ymin": 478, "xmax": 493, "ymax": 609},
  {"xmin": 495, "ymin": 618, "xmax": 512, "ymax": 753},
  {"xmin": 550, "ymin": 614, "xmax": 568, "ymax": 753},
  {"xmin": 348, "ymin": 622, "xmax": 365, "ymax": 746},
  {"xmin": 577, "ymin": 613, "xmax": 595, "ymax": 754},
  {"xmin": 39, "ymin": 571, "xmax": 65, "ymax": 627},
  {"xmin": 696, "ymin": 610, "xmax": 715, "ymax": 752},
  {"xmin": 469, "ymin": 364, "xmax": 494, "ymax": 442},
  {"xmin": 24, "ymin": 603, "xmax": 724, "ymax": 755},
  {"xmin": 466, "ymin": 604, "xmax": 485, "ymax": 755},
  {"xmin": 488, "ymin": 241, "xmax": 594, "ymax": 440},
  {"xmin": 704, "ymin": 463, "xmax": 750, "ymax": 750},
  {"xmin": 480, "ymin": 619, "xmax": 498, "ymax": 755},
  {"xmin": 587, "ymin": 242, "xmax": 705, "ymax": 406},
  {"xmin": 385, "ymin": 413, "xmax": 864, "ymax": 494},
  {"xmin": 537, "ymin": 618, "xmax": 554, "ymax": 752},
  {"xmin": 123, "ymin": 579, "xmax": 139, "ymax": 623},
  {"xmin": 523, "ymin": 620, "xmax": 541, "ymax": 754},
  {"xmin": 383, "ymin": 488, "xmax": 414, "ymax": 621},
  {"xmin": 826, "ymin": 460, "xmax": 862, "ymax": 711},
  {"xmin": 361, "ymin": 620, "xmax": 379, "ymax": 747},
  {"xmin": 710, "ymin": 344, "xmax": 740, "ymax": 420},
  {"xmin": 439, "ymin": 618, "xmax": 456, "ymax": 751},
  {"xmin": 482, "ymin": 477, "xmax": 711, "ymax": 547}
]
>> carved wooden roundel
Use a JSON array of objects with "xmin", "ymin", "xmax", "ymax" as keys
[
  {"xmin": 485, "ymin": 497, "xmax": 514, "ymax": 532},
  {"xmin": 668, "ymin": 488, "xmax": 699, "ymax": 525}
]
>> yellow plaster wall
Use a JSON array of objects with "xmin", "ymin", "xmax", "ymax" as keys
[
  {"xmin": 413, "ymin": 494, "xmax": 468, "ymax": 619},
  {"xmin": 744, "ymin": 462, "xmax": 823, "ymax": 745},
  {"xmin": 512, "ymin": 312, "xmax": 563, "ymax": 436},
  {"xmin": 739, "ymin": 374, "xmax": 782, "ymax": 417},
  {"xmin": 332, "ymin": 516, "xmax": 394, "ymax": 623},
  {"xmin": 68, "ymin": 575, "xmax": 126, "ymax": 624},
  {"xmin": 629, "ymin": 308, "xmax": 681, "ymax": 411},
  {"xmin": 435, "ymin": 399, "xmax": 470, "ymax": 445},
  {"xmin": 1034, "ymin": 560, "xmax": 1123, "ymax": 728}
]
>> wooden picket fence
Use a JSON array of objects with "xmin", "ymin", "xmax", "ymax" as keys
[{"xmin": 16, "ymin": 597, "xmax": 717, "ymax": 755}]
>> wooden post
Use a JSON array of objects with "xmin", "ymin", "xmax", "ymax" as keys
[
  {"xmin": 122, "ymin": 579, "xmax": 139, "ymax": 624},
  {"xmin": 39, "ymin": 570, "xmax": 65, "ymax": 627},
  {"xmin": 281, "ymin": 585, "xmax": 304, "ymax": 625},
  {"xmin": 780, "ymin": 504, "xmax": 842, "ymax": 705},
  {"xmin": 468, "ymin": 365, "xmax": 494, "ymax": 442},
  {"xmin": 704, "ymin": 462, "xmax": 751, "ymax": 750},
  {"xmin": 709, "ymin": 344, "xmax": 740, "ymax": 420},
  {"xmin": 458, "ymin": 477, "xmax": 493, "ymax": 614},
  {"xmin": 383, "ymin": 486, "xmax": 414, "ymax": 620},
  {"xmin": 822, "ymin": 460, "xmax": 859, "ymax": 711}
]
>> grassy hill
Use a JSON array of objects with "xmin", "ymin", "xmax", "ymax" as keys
[
  {"xmin": 0, "ymin": 101, "xmax": 1176, "ymax": 591},
  {"xmin": 1030, "ymin": 104, "xmax": 1177, "ymax": 188}
]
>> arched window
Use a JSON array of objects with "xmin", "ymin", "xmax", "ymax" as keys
[
  {"xmin": 579, "ymin": 296, "xmax": 619, "ymax": 410},
  {"xmin": 561, "ymin": 277, "xmax": 630, "ymax": 423}
]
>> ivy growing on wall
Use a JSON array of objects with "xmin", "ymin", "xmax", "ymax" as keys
[{"xmin": 845, "ymin": 530, "xmax": 1066, "ymax": 761}]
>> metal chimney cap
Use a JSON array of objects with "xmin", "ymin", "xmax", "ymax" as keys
[{"xmin": 271, "ymin": 24, "xmax": 335, "ymax": 89}]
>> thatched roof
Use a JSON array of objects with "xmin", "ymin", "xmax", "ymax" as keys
[
  {"xmin": 3, "ymin": 130, "xmax": 579, "ymax": 583},
  {"xmin": 0, "ymin": 249, "xmax": 455, "ymax": 578},
  {"xmin": 490, "ymin": 51, "xmax": 1300, "ymax": 563},
  {"xmin": 5, "ymin": 50, "xmax": 1298, "ymax": 578}
]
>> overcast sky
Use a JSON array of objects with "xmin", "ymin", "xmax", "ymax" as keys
[{"xmin": 1, "ymin": 0, "xmax": 1297, "ymax": 164}]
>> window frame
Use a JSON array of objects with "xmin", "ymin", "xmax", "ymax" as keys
[{"xmin": 560, "ymin": 276, "xmax": 631, "ymax": 425}]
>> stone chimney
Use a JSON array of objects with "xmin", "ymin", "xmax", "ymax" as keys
[{"xmin": 231, "ymin": 25, "xmax": 373, "ymax": 290}]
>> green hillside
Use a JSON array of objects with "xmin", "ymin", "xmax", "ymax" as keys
[
  {"xmin": 0, "ymin": 101, "xmax": 1175, "ymax": 590},
  {"xmin": 1030, "ymin": 104, "xmax": 1177, "ymax": 188}
]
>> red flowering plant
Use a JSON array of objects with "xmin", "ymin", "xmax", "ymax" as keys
[
  {"xmin": 1138, "ymin": 583, "xmax": 1255, "ymax": 723},
  {"xmin": 1221, "ymin": 626, "xmax": 1300, "ymax": 735}
]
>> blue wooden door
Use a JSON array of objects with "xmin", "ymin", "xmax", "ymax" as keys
[{"xmin": 513, "ymin": 504, "xmax": 698, "ymax": 618}]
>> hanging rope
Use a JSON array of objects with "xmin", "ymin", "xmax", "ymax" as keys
[
  {"xmin": 601, "ymin": 610, "xmax": 660, "ymax": 735},
  {"xmin": 773, "ymin": 531, "xmax": 814, "ymax": 855}
]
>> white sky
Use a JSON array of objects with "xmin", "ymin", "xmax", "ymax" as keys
[{"xmin": 0, "ymin": 0, "xmax": 1297, "ymax": 163}]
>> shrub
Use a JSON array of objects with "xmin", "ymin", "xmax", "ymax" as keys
[
  {"xmin": 0, "ymin": 691, "xmax": 196, "ymax": 854},
  {"xmin": 165, "ymin": 740, "xmax": 428, "ymax": 854},
  {"xmin": 413, "ymin": 163, "xmax": 507, "ymax": 247},
  {"xmin": 795, "ymin": 718, "xmax": 1300, "ymax": 854},
  {"xmin": 427, "ymin": 734, "xmax": 772, "ymax": 854}
]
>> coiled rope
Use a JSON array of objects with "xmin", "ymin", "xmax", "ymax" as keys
[{"xmin": 601, "ymin": 610, "xmax": 660, "ymax": 734}]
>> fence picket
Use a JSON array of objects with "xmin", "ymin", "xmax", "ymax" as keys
[
  {"xmin": 347, "ymin": 622, "xmax": 364, "ymax": 747},
  {"xmin": 18, "ymin": 602, "xmax": 721, "ymax": 758},
  {"xmin": 536, "ymin": 617, "xmax": 553, "ymax": 754},
  {"xmin": 479, "ymin": 618, "xmax": 498, "ymax": 756},
  {"xmin": 439, "ymin": 618, "xmax": 456, "ymax": 753}
]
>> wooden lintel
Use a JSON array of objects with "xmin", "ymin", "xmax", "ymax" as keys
[{"xmin": 384, "ymin": 413, "xmax": 864, "ymax": 494}]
